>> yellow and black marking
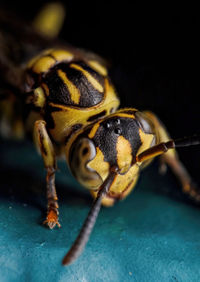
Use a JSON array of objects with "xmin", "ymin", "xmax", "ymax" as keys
[
  {"xmin": 42, "ymin": 81, "xmax": 119, "ymax": 143},
  {"xmin": 23, "ymin": 48, "xmax": 120, "ymax": 144},
  {"xmin": 1, "ymin": 7, "xmax": 200, "ymax": 266},
  {"xmin": 44, "ymin": 61, "xmax": 105, "ymax": 107},
  {"xmin": 67, "ymin": 108, "xmax": 158, "ymax": 204}
]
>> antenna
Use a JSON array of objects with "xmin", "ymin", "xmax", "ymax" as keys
[{"xmin": 62, "ymin": 167, "xmax": 118, "ymax": 265}]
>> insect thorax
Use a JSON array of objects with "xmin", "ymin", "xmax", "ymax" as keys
[{"xmin": 24, "ymin": 49, "xmax": 120, "ymax": 143}]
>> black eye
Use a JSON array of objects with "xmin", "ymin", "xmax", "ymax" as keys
[
  {"xmin": 114, "ymin": 128, "xmax": 121, "ymax": 135},
  {"xmin": 116, "ymin": 119, "xmax": 120, "ymax": 124}
]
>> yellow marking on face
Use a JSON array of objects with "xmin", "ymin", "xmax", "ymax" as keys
[
  {"xmin": 90, "ymin": 190, "xmax": 115, "ymax": 207},
  {"xmin": 32, "ymin": 56, "xmax": 55, "ymax": 73},
  {"xmin": 90, "ymin": 166, "xmax": 139, "ymax": 206},
  {"xmin": 88, "ymin": 60, "xmax": 108, "ymax": 76},
  {"xmin": 137, "ymin": 128, "xmax": 155, "ymax": 157},
  {"xmin": 116, "ymin": 136, "xmax": 132, "ymax": 173},
  {"xmin": 51, "ymin": 49, "xmax": 74, "ymax": 62},
  {"xmin": 87, "ymin": 147, "xmax": 110, "ymax": 182},
  {"xmin": 57, "ymin": 69, "xmax": 80, "ymax": 104},
  {"xmin": 109, "ymin": 165, "xmax": 139, "ymax": 195},
  {"xmin": 120, "ymin": 177, "xmax": 138, "ymax": 199},
  {"xmin": 88, "ymin": 122, "xmax": 100, "ymax": 139},
  {"xmin": 70, "ymin": 63, "xmax": 104, "ymax": 93}
]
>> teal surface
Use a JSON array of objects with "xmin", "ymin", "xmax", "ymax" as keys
[{"xmin": 0, "ymin": 138, "xmax": 200, "ymax": 282}]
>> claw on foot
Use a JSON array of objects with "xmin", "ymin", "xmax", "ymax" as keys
[{"xmin": 43, "ymin": 209, "xmax": 61, "ymax": 229}]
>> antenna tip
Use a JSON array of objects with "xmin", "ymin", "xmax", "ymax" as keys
[
  {"xmin": 62, "ymin": 254, "xmax": 72, "ymax": 266},
  {"xmin": 62, "ymin": 248, "xmax": 78, "ymax": 266}
]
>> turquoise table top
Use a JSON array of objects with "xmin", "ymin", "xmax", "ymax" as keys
[{"xmin": 0, "ymin": 138, "xmax": 200, "ymax": 282}]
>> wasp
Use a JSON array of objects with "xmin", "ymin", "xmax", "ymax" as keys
[{"xmin": 0, "ymin": 4, "xmax": 199, "ymax": 266}]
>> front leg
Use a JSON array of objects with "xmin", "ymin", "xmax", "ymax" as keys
[{"xmin": 34, "ymin": 120, "xmax": 61, "ymax": 229}]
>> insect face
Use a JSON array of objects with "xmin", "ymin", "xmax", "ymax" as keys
[{"xmin": 67, "ymin": 109, "xmax": 147, "ymax": 193}]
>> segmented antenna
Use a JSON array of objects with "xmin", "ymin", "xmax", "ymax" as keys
[
  {"xmin": 62, "ymin": 168, "xmax": 117, "ymax": 265},
  {"xmin": 135, "ymin": 135, "xmax": 200, "ymax": 164}
]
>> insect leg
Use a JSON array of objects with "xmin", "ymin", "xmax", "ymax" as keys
[
  {"xmin": 34, "ymin": 120, "xmax": 60, "ymax": 229},
  {"xmin": 140, "ymin": 111, "xmax": 200, "ymax": 202}
]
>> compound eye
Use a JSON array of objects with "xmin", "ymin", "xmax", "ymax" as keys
[
  {"xmin": 69, "ymin": 138, "xmax": 102, "ymax": 189},
  {"xmin": 135, "ymin": 111, "xmax": 153, "ymax": 134}
]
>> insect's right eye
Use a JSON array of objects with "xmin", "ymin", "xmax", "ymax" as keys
[{"xmin": 68, "ymin": 137, "xmax": 102, "ymax": 189}]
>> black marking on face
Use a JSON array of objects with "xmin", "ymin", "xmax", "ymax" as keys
[
  {"xmin": 92, "ymin": 117, "xmax": 142, "ymax": 166},
  {"xmin": 87, "ymin": 110, "xmax": 107, "ymax": 122},
  {"xmin": 43, "ymin": 61, "xmax": 105, "ymax": 107}
]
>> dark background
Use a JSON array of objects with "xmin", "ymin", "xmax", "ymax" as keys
[{"xmin": 1, "ymin": 1, "xmax": 199, "ymax": 180}]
